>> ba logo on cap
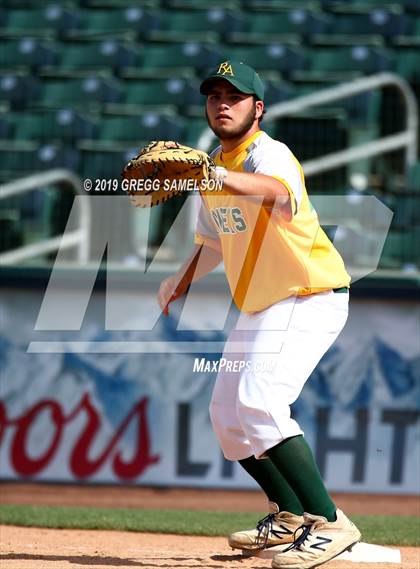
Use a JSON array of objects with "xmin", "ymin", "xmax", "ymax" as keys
[{"xmin": 217, "ymin": 62, "xmax": 234, "ymax": 76}]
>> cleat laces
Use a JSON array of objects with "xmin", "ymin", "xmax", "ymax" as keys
[
  {"xmin": 255, "ymin": 512, "xmax": 277, "ymax": 547},
  {"xmin": 283, "ymin": 523, "xmax": 312, "ymax": 552}
]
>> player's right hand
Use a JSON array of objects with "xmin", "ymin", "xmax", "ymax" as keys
[{"xmin": 157, "ymin": 274, "xmax": 178, "ymax": 316}]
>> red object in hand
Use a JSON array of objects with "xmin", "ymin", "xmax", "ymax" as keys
[
  {"xmin": 162, "ymin": 246, "xmax": 203, "ymax": 317},
  {"xmin": 163, "ymin": 294, "xmax": 175, "ymax": 316},
  {"xmin": 163, "ymin": 290, "xmax": 184, "ymax": 317}
]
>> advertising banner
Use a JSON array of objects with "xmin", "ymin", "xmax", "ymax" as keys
[{"xmin": 0, "ymin": 284, "xmax": 419, "ymax": 493}]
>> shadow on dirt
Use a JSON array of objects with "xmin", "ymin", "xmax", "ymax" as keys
[{"xmin": 0, "ymin": 553, "xmax": 235, "ymax": 568}]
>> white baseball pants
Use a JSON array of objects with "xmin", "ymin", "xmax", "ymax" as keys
[{"xmin": 209, "ymin": 290, "xmax": 349, "ymax": 460}]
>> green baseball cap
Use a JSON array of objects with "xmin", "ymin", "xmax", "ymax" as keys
[{"xmin": 200, "ymin": 60, "xmax": 265, "ymax": 101}]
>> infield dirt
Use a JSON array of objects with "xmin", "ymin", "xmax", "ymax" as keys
[{"xmin": 0, "ymin": 485, "xmax": 418, "ymax": 569}]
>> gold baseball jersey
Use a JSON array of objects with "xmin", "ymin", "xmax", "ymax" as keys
[{"xmin": 195, "ymin": 130, "xmax": 351, "ymax": 313}]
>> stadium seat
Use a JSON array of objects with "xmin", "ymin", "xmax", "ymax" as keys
[
  {"xmin": 73, "ymin": 8, "xmax": 159, "ymax": 37},
  {"xmin": 406, "ymin": 16, "xmax": 420, "ymax": 38},
  {"xmin": 80, "ymin": 0, "xmax": 161, "ymax": 6},
  {"xmin": 0, "ymin": 74, "xmax": 40, "ymax": 110},
  {"xmin": 291, "ymin": 73, "xmax": 383, "ymax": 126},
  {"xmin": 309, "ymin": 34, "xmax": 383, "ymax": 48},
  {"xmin": 226, "ymin": 44, "xmax": 307, "ymax": 75},
  {"xmin": 0, "ymin": 116, "xmax": 11, "ymax": 139},
  {"xmin": 148, "ymin": 8, "xmax": 242, "ymax": 42},
  {"xmin": 406, "ymin": 162, "xmax": 420, "ymax": 193},
  {"xmin": 1, "ymin": 6, "xmax": 81, "ymax": 38},
  {"xmin": 96, "ymin": 113, "xmax": 184, "ymax": 143},
  {"xmin": 38, "ymin": 76, "xmax": 123, "ymax": 107},
  {"xmin": 133, "ymin": 42, "xmax": 222, "ymax": 74},
  {"xmin": 380, "ymin": 228, "xmax": 420, "ymax": 268},
  {"xmin": 321, "ymin": 0, "xmax": 419, "ymax": 13},
  {"xmin": 0, "ymin": 214, "xmax": 24, "ymax": 253},
  {"xmin": 79, "ymin": 148, "xmax": 128, "ymax": 179},
  {"xmin": 261, "ymin": 79, "xmax": 296, "ymax": 106},
  {"xmin": 348, "ymin": 91, "xmax": 382, "ymax": 124},
  {"xmin": 0, "ymin": 184, "xmax": 74, "ymax": 252},
  {"xmin": 395, "ymin": 47, "xmax": 420, "ymax": 81},
  {"xmin": 36, "ymin": 144, "xmax": 80, "ymax": 172},
  {"xmin": 0, "ymin": 145, "xmax": 79, "ymax": 181},
  {"xmin": 273, "ymin": 112, "xmax": 348, "ymax": 162},
  {"xmin": 390, "ymin": 195, "xmax": 420, "ymax": 229},
  {"xmin": 393, "ymin": 17, "xmax": 420, "ymax": 46},
  {"xmin": 3, "ymin": 0, "xmax": 63, "ymax": 7},
  {"xmin": 183, "ymin": 117, "xmax": 209, "ymax": 146},
  {"xmin": 122, "ymin": 77, "xmax": 195, "ymax": 108},
  {"xmin": 0, "ymin": 38, "xmax": 57, "ymax": 70},
  {"xmin": 0, "ymin": 148, "xmax": 35, "ymax": 181},
  {"xmin": 10, "ymin": 110, "xmax": 98, "ymax": 142},
  {"xmin": 8, "ymin": 111, "xmax": 51, "ymax": 141},
  {"xmin": 305, "ymin": 46, "xmax": 392, "ymax": 75},
  {"xmin": 243, "ymin": 0, "xmax": 320, "ymax": 9},
  {"xmin": 324, "ymin": 10, "xmax": 409, "ymax": 39},
  {"xmin": 378, "ymin": 158, "xmax": 420, "ymax": 198},
  {"xmin": 54, "ymin": 40, "xmax": 135, "ymax": 72},
  {"xmin": 403, "ymin": 0, "xmax": 420, "ymax": 13},
  {"xmin": 229, "ymin": 9, "xmax": 328, "ymax": 42},
  {"xmin": 165, "ymin": 0, "xmax": 241, "ymax": 8}
]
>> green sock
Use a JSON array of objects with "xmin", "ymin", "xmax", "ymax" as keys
[
  {"xmin": 239, "ymin": 455, "xmax": 304, "ymax": 516},
  {"xmin": 267, "ymin": 435, "xmax": 337, "ymax": 522}
]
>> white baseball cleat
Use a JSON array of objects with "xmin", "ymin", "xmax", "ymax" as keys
[
  {"xmin": 228, "ymin": 501, "xmax": 304, "ymax": 551},
  {"xmin": 271, "ymin": 509, "xmax": 361, "ymax": 569}
]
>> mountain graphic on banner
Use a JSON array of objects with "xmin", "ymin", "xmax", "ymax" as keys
[
  {"xmin": 0, "ymin": 332, "xmax": 418, "ymax": 418},
  {"xmin": 304, "ymin": 336, "xmax": 419, "ymax": 410}
]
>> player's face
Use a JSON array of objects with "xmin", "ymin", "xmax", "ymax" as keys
[{"xmin": 206, "ymin": 82, "xmax": 263, "ymax": 141}]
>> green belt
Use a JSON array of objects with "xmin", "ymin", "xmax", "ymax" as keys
[{"xmin": 333, "ymin": 287, "xmax": 349, "ymax": 293}]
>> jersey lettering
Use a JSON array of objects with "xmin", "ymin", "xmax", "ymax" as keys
[
  {"xmin": 231, "ymin": 207, "xmax": 247, "ymax": 232},
  {"xmin": 211, "ymin": 207, "xmax": 247, "ymax": 234}
]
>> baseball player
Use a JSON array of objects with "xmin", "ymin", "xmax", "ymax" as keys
[{"xmin": 158, "ymin": 61, "xmax": 361, "ymax": 569}]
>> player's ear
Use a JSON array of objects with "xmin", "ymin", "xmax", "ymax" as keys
[{"xmin": 255, "ymin": 100, "xmax": 264, "ymax": 120}]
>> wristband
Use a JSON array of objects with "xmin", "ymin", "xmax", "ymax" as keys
[{"xmin": 209, "ymin": 166, "xmax": 228, "ymax": 185}]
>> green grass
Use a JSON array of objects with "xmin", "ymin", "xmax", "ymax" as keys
[{"xmin": 0, "ymin": 505, "xmax": 418, "ymax": 547}]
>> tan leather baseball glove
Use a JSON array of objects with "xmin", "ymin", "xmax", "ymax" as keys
[{"xmin": 122, "ymin": 140, "xmax": 217, "ymax": 207}]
